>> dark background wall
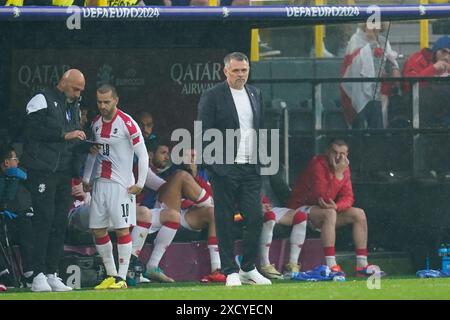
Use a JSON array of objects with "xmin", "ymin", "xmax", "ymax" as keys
[{"xmin": 0, "ymin": 20, "xmax": 251, "ymax": 140}]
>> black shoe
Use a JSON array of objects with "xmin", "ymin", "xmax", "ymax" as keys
[
  {"xmin": 20, "ymin": 274, "xmax": 33, "ymax": 289},
  {"xmin": 127, "ymin": 255, "xmax": 145, "ymax": 286},
  {"xmin": 129, "ymin": 255, "xmax": 145, "ymax": 275}
]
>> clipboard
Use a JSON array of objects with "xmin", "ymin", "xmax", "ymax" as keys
[{"xmin": 73, "ymin": 140, "xmax": 103, "ymax": 154}]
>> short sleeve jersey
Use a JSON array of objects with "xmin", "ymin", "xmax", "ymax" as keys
[{"xmin": 91, "ymin": 109, "xmax": 143, "ymax": 188}]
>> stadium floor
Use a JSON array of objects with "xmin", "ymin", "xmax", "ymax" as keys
[{"xmin": 1, "ymin": 276, "xmax": 449, "ymax": 300}]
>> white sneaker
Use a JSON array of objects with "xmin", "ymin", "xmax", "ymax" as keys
[
  {"xmin": 46, "ymin": 273, "xmax": 73, "ymax": 292},
  {"xmin": 225, "ymin": 272, "xmax": 242, "ymax": 287},
  {"xmin": 239, "ymin": 268, "xmax": 272, "ymax": 285},
  {"xmin": 31, "ymin": 272, "xmax": 52, "ymax": 292},
  {"xmin": 138, "ymin": 274, "xmax": 151, "ymax": 283}
]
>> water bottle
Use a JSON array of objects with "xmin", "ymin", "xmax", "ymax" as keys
[
  {"xmin": 333, "ymin": 275, "xmax": 346, "ymax": 282},
  {"xmin": 438, "ymin": 243, "xmax": 447, "ymax": 258},
  {"xmin": 442, "ymin": 244, "xmax": 450, "ymax": 273},
  {"xmin": 234, "ymin": 255, "xmax": 242, "ymax": 268},
  {"xmin": 438, "ymin": 243, "xmax": 449, "ymax": 272},
  {"xmin": 286, "ymin": 271, "xmax": 299, "ymax": 280}
]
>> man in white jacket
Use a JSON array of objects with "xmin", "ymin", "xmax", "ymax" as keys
[{"xmin": 341, "ymin": 23, "xmax": 401, "ymax": 129}]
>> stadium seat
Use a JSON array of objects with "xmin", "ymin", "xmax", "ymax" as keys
[
  {"xmin": 261, "ymin": 164, "xmax": 291, "ymax": 208},
  {"xmin": 289, "ymin": 103, "xmax": 313, "ymax": 132},
  {"xmin": 322, "ymin": 106, "xmax": 349, "ymax": 130},
  {"xmin": 264, "ymin": 98, "xmax": 287, "ymax": 129}
]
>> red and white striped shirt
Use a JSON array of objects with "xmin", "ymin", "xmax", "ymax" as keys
[{"xmin": 85, "ymin": 109, "xmax": 148, "ymax": 189}]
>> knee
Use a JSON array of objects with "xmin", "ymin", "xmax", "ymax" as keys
[
  {"xmin": 164, "ymin": 209, "xmax": 180, "ymax": 224},
  {"xmin": 322, "ymin": 209, "xmax": 337, "ymax": 224},
  {"xmin": 354, "ymin": 208, "xmax": 367, "ymax": 225},
  {"xmin": 115, "ymin": 228, "xmax": 130, "ymax": 238},
  {"xmin": 137, "ymin": 206, "xmax": 152, "ymax": 223},
  {"xmin": 174, "ymin": 170, "xmax": 190, "ymax": 183},
  {"xmin": 92, "ymin": 229, "xmax": 107, "ymax": 239}
]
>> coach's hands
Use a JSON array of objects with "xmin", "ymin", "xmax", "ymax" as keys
[
  {"xmin": 72, "ymin": 182, "xmax": 86, "ymax": 197},
  {"xmin": 128, "ymin": 184, "xmax": 143, "ymax": 195},
  {"xmin": 64, "ymin": 130, "xmax": 86, "ymax": 141},
  {"xmin": 89, "ymin": 144, "xmax": 101, "ymax": 154}
]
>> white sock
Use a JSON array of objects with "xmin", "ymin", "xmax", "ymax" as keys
[
  {"xmin": 147, "ymin": 222, "xmax": 179, "ymax": 269},
  {"xmin": 0, "ymin": 269, "xmax": 9, "ymax": 277},
  {"xmin": 260, "ymin": 219, "xmax": 275, "ymax": 266},
  {"xmin": 131, "ymin": 222, "xmax": 151, "ymax": 257},
  {"xmin": 289, "ymin": 221, "xmax": 307, "ymax": 264},
  {"xmin": 207, "ymin": 237, "xmax": 221, "ymax": 271},
  {"xmin": 356, "ymin": 255, "xmax": 368, "ymax": 268},
  {"xmin": 95, "ymin": 235, "xmax": 117, "ymax": 277},
  {"xmin": 325, "ymin": 256, "xmax": 337, "ymax": 268},
  {"xmin": 117, "ymin": 234, "xmax": 132, "ymax": 280}
]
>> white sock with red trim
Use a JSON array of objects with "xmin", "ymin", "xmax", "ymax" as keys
[
  {"xmin": 195, "ymin": 189, "xmax": 214, "ymax": 208},
  {"xmin": 95, "ymin": 234, "xmax": 117, "ymax": 277},
  {"xmin": 324, "ymin": 246, "xmax": 337, "ymax": 268},
  {"xmin": 260, "ymin": 211, "xmax": 276, "ymax": 266},
  {"xmin": 117, "ymin": 234, "xmax": 132, "ymax": 280},
  {"xmin": 147, "ymin": 222, "xmax": 179, "ymax": 269},
  {"xmin": 356, "ymin": 248, "xmax": 369, "ymax": 268},
  {"xmin": 207, "ymin": 236, "xmax": 221, "ymax": 271},
  {"xmin": 131, "ymin": 221, "xmax": 151, "ymax": 257},
  {"xmin": 289, "ymin": 210, "xmax": 307, "ymax": 264}
]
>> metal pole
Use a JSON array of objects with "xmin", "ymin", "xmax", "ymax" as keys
[
  {"xmin": 412, "ymin": 81, "xmax": 420, "ymax": 129},
  {"xmin": 315, "ymin": 0, "xmax": 325, "ymax": 58},
  {"xmin": 420, "ymin": 0, "xmax": 430, "ymax": 49},
  {"xmin": 284, "ymin": 107, "xmax": 289, "ymax": 185},
  {"xmin": 314, "ymin": 83, "xmax": 323, "ymax": 130}
]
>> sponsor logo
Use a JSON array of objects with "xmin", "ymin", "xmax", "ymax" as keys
[
  {"xmin": 38, "ymin": 184, "xmax": 46, "ymax": 193},
  {"xmin": 170, "ymin": 62, "xmax": 222, "ymax": 95},
  {"xmin": 97, "ymin": 64, "xmax": 145, "ymax": 88},
  {"xmin": 286, "ymin": 6, "xmax": 360, "ymax": 18}
]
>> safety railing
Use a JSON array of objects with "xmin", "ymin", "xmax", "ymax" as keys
[{"xmin": 252, "ymin": 76, "xmax": 450, "ymax": 184}]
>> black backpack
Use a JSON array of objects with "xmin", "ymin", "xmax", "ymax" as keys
[{"xmin": 59, "ymin": 252, "xmax": 105, "ymax": 289}]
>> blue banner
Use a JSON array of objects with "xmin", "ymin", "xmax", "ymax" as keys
[{"xmin": 0, "ymin": 5, "xmax": 449, "ymax": 23}]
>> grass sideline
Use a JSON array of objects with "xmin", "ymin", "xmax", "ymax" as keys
[{"xmin": 1, "ymin": 277, "xmax": 449, "ymax": 300}]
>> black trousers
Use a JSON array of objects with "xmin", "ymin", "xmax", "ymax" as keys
[
  {"xmin": 209, "ymin": 164, "xmax": 263, "ymax": 275},
  {"xmin": 7, "ymin": 216, "xmax": 34, "ymax": 273},
  {"xmin": 26, "ymin": 170, "xmax": 72, "ymax": 275}
]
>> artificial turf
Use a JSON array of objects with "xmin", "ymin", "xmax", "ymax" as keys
[{"xmin": 1, "ymin": 277, "xmax": 449, "ymax": 300}]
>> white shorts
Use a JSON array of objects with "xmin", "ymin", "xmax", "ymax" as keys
[
  {"xmin": 89, "ymin": 179, "xmax": 136, "ymax": 229},
  {"xmin": 147, "ymin": 207, "xmax": 164, "ymax": 234},
  {"xmin": 152, "ymin": 201, "xmax": 194, "ymax": 232},
  {"xmin": 181, "ymin": 208, "xmax": 201, "ymax": 232},
  {"xmin": 272, "ymin": 206, "xmax": 319, "ymax": 231}
]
